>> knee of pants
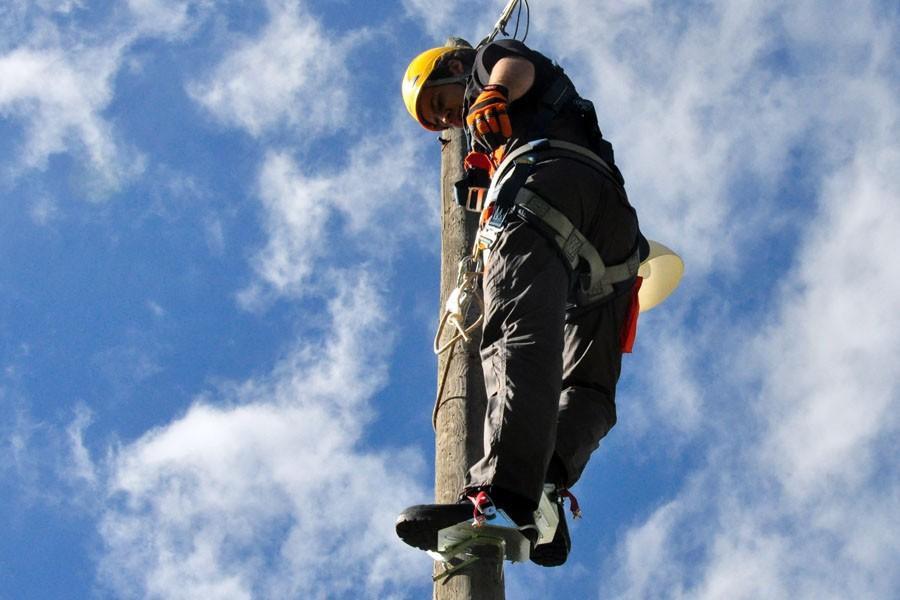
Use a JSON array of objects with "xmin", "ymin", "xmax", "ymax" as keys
[
  {"xmin": 556, "ymin": 385, "xmax": 617, "ymax": 468},
  {"xmin": 560, "ymin": 383, "xmax": 617, "ymax": 427}
]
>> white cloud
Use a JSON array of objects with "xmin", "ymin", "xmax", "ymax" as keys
[
  {"xmin": 188, "ymin": 0, "xmax": 354, "ymax": 137},
  {"xmin": 583, "ymin": 0, "xmax": 900, "ymax": 597},
  {"xmin": 127, "ymin": 0, "xmax": 193, "ymax": 37},
  {"xmin": 65, "ymin": 404, "xmax": 98, "ymax": 485},
  {"xmin": 238, "ymin": 150, "xmax": 333, "ymax": 304},
  {"xmin": 0, "ymin": 1, "xmax": 212, "ymax": 189},
  {"xmin": 400, "ymin": 0, "xmax": 511, "ymax": 47},
  {"xmin": 146, "ymin": 300, "xmax": 167, "ymax": 318},
  {"xmin": 0, "ymin": 398, "xmax": 39, "ymax": 483},
  {"xmin": 401, "ymin": 0, "xmax": 459, "ymax": 39},
  {"xmin": 23, "ymin": 0, "xmax": 86, "ymax": 15},
  {"xmin": 0, "ymin": 42, "xmax": 143, "ymax": 190},
  {"xmin": 532, "ymin": 0, "xmax": 801, "ymax": 274},
  {"xmin": 629, "ymin": 322, "xmax": 703, "ymax": 437},
  {"xmin": 238, "ymin": 119, "xmax": 436, "ymax": 308},
  {"xmin": 757, "ymin": 144, "xmax": 900, "ymax": 501},
  {"xmin": 29, "ymin": 193, "xmax": 61, "ymax": 224},
  {"xmin": 0, "ymin": 392, "xmax": 101, "ymax": 508},
  {"xmin": 612, "ymin": 497, "xmax": 686, "ymax": 599},
  {"xmin": 97, "ymin": 275, "xmax": 431, "ymax": 599}
]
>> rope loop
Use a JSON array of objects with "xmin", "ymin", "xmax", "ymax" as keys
[
  {"xmin": 433, "ymin": 271, "xmax": 484, "ymax": 354},
  {"xmin": 432, "ymin": 257, "xmax": 485, "ymax": 430}
]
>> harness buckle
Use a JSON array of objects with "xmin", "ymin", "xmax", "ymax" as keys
[
  {"xmin": 454, "ymin": 153, "xmax": 493, "ymax": 213},
  {"xmin": 465, "ymin": 186, "xmax": 487, "ymax": 213}
]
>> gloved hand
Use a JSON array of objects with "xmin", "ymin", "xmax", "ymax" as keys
[{"xmin": 466, "ymin": 84, "xmax": 512, "ymax": 152}]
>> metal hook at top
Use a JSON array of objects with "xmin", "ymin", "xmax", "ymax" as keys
[{"xmin": 478, "ymin": 0, "xmax": 522, "ymax": 48}]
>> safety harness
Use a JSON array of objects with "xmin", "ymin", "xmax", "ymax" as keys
[
  {"xmin": 434, "ymin": 41, "xmax": 646, "ymax": 435},
  {"xmin": 455, "ymin": 45, "xmax": 642, "ymax": 305},
  {"xmin": 476, "ymin": 138, "xmax": 642, "ymax": 306}
]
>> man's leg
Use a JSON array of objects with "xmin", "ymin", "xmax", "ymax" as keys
[
  {"xmin": 395, "ymin": 216, "xmax": 570, "ymax": 553},
  {"xmin": 528, "ymin": 290, "xmax": 633, "ymax": 567},
  {"xmin": 520, "ymin": 159, "xmax": 638, "ymax": 488},
  {"xmin": 465, "ymin": 216, "xmax": 570, "ymax": 508},
  {"xmin": 553, "ymin": 288, "xmax": 634, "ymax": 488}
]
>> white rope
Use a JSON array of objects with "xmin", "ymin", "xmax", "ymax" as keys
[
  {"xmin": 432, "ymin": 261, "xmax": 484, "ymax": 431},
  {"xmin": 433, "ymin": 271, "xmax": 484, "ymax": 354}
]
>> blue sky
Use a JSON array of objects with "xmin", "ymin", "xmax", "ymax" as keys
[{"xmin": 1, "ymin": 1, "xmax": 898, "ymax": 598}]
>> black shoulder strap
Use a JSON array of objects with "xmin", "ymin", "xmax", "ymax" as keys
[{"xmin": 532, "ymin": 72, "xmax": 576, "ymax": 134}]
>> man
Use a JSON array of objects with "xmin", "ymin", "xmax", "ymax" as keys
[{"xmin": 396, "ymin": 39, "xmax": 646, "ymax": 567}]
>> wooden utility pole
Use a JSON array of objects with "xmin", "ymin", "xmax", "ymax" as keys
[{"xmin": 433, "ymin": 39, "xmax": 505, "ymax": 600}]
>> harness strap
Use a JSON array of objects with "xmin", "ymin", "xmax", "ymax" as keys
[
  {"xmin": 478, "ymin": 138, "xmax": 640, "ymax": 305},
  {"xmin": 531, "ymin": 74, "xmax": 577, "ymax": 135},
  {"xmin": 514, "ymin": 188, "xmax": 641, "ymax": 304},
  {"xmin": 493, "ymin": 138, "xmax": 618, "ymax": 187}
]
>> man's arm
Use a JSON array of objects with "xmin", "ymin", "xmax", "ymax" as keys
[
  {"xmin": 487, "ymin": 56, "xmax": 535, "ymax": 102},
  {"xmin": 466, "ymin": 53, "xmax": 536, "ymax": 151}
]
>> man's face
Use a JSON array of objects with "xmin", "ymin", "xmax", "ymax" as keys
[{"xmin": 418, "ymin": 83, "xmax": 466, "ymax": 130}]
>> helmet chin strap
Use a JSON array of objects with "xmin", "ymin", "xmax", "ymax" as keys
[{"xmin": 423, "ymin": 75, "xmax": 468, "ymax": 89}]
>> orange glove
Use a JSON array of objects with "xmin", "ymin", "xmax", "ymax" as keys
[{"xmin": 466, "ymin": 84, "xmax": 512, "ymax": 152}]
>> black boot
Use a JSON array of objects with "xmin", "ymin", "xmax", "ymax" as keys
[
  {"xmin": 529, "ymin": 484, "xmax": 573, "ymax": 567},
  {"xmin": 395, "ymin": 500, "xmax": 472, "ymax": 552},
  {"xmin": 530, "ymin": 458, "xmax": 576, "ymax": 567},
  {"xmin": 395, "ymin": 488, "xmax": 537, "ymax": 552}
]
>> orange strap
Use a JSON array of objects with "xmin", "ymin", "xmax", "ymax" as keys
[
  {"xmin": 491, "ymin": 147, "xmax": 505, "ymax": 168},
  {"xmin": 464, "ymin": 151, "xmax": 494, "ymax": 174},
  {"xmin": 620, "ymin": 277, "xmax": 642, "ymax": 353}
]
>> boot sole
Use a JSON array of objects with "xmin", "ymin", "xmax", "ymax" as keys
[
  {"xmin": 529, "ymin": 509, "xmax": 570, "ymax": 567},
  {"xmin": 395, "ymin": 504, "xmax": 473, "ymax": 551}
]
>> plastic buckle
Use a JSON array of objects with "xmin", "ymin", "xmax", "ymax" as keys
[{"xmin": 465, "ymin": 186, "xmax": 487, "ymax": 213}]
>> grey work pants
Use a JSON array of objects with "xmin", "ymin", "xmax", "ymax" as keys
[{"xmin": 465, "ymin": 157, "xmax": 639, "ymax": 506}]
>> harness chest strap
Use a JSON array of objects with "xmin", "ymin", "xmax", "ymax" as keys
[{"xmin": 495, "ymin": 138, "xmax": 618, "ymax": 182}]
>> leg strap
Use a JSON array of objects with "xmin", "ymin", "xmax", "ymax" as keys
[{"xmin": 513, "ymin": 188, "xmax": 640, "ymax": 305}]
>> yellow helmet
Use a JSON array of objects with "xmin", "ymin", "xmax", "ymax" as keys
[{"xmin": 401, "ymin": 46, "xmax": 465, "ymax": 130}]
